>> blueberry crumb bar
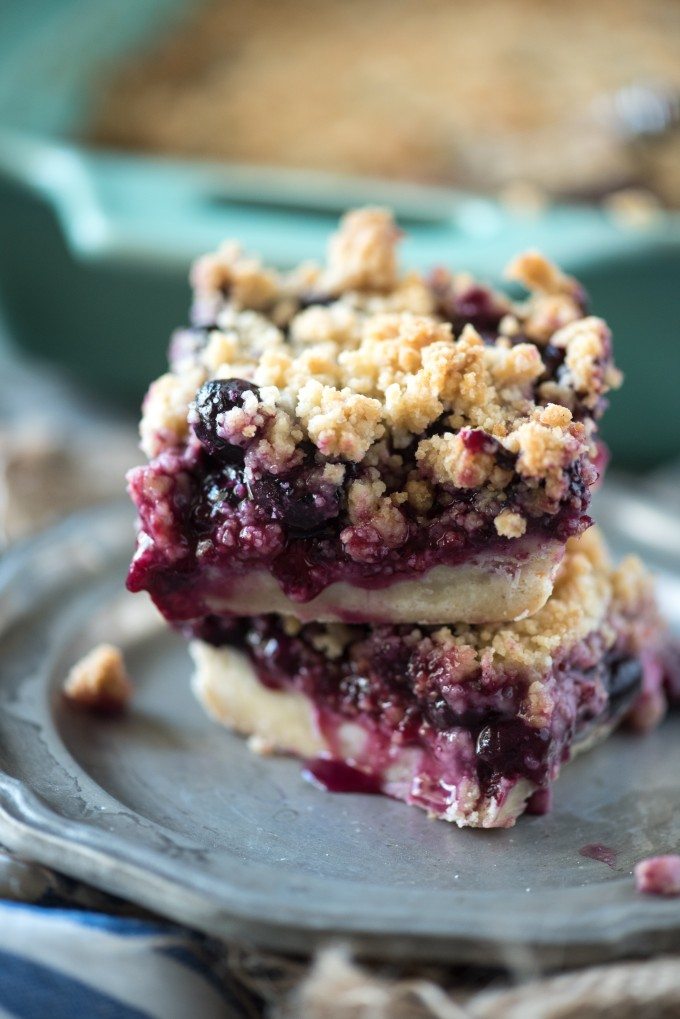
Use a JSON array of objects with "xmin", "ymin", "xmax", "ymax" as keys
[{"xmin": 127, "ymin": 209, "xmax": 620, "ymax": 627}]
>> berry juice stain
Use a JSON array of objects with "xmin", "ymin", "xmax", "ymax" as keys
[
  {"xmin": 579, "ymin": 843, "xmax": 618, "ymax": 868},
  {"xmin": 302, "ymin": 759, "xmax": 382, "ymax": 795}
]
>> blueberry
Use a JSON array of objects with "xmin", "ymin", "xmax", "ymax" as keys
[
  {"xmin": 297, "ymin": 291, "xmax": 335, "ymax": 310},
  {"xmin": 436, "ymin": 283, "xmax": 505, "ymax": 338},
  {"xmin": 476, "ymin": 720, "xmax": 550, "ymax": 780},
  {"xmin": 251, "ymin": 467, "xmax": 343, "ymax": 532},
  {"xmin": 191, "ymin": 378, "xmax": 262, "ymax": 460},
  {"xmin": 541, "ymin": 342, "xmax": 566, "ymax": 382}
]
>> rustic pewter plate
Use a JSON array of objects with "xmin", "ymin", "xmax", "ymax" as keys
[{"xmin": 0, "ymin": 495, "xmax": 679, "ymax": 967}]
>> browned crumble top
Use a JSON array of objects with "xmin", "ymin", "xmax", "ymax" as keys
[
  {"xmin": 141, "ymin": 209, "xmax": 621, "ymax": 537},
  {"xmin": 63, "ymin": 644, "xmax": 133, "ymax": 713},
  {"xmin": 288, "ymin": 527, "xmax": 654, "ymax": 689}
]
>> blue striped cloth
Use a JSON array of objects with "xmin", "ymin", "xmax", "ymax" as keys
[{"xmin": 0, "ymin": 849, "xmax": 259, "ymax": 1019}]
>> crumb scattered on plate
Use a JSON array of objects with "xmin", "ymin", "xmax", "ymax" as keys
[
  {"xmin": 63, "ymin": 643, "xmax": 133, "ymax": 714},
  {"xmin": 634, "ymin": 855, "xmax": 680, "ymax": 896}
]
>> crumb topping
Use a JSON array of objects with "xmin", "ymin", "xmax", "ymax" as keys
[
  {"xmin": 191, "ymin": 241, "xmax": 279, "ymax": 311},
  {"xmin": 140, "ymin": 367, "xmax": 207, "ymax": 458},
  {"xmin": 138, "ymin": 208, "xmax": 620, "ymax": 540},
  {"xmin": 321, "ymin": 207, "xmax": 401, "ymax": 294},
  {"xmin": 296, "ymin": 380, "xmax": 384, "ymax": 461},
  {"xmin": 308, "ymin": 622, "xmax": 354, "ymax": 660},
  {"xmin": 494, "ymin": 509, "xmax": 527, "ymax": 538},
  {"xmin": 505, "ymin": 249, "xmax": 578, "ymax": 296},
  {"xmin": 63, "ymin": 644, "xmax": 133, "ymax": 714}
]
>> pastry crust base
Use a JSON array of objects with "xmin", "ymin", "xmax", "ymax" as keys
[
  {"xmin": 192, "ymin": 641, "xmax": 326, "ymax": 759},
  {"xmin": 205, "ymin": 540, "xmax": 563, "ymax": 626}
]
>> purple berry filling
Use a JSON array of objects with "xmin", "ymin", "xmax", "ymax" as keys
[
  {"xmin": 127, "ymin": 427, "xmax": 594, "ymax": 621},
  {"xmin": 188, "ymin": 613, "xmax": 645, "ymax": 809},
  {"xmin": 302, "ymin": 759, "xmax": 383, "ymax": 795}
]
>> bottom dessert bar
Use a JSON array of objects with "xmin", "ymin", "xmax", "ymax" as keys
[{"xmin": 189, "ymin": 528, "xmax": 676, "ymax": 829}]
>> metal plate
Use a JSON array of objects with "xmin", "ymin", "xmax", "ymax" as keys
[{"xmin": 0, "ymin": 498, "xmax": 679, "ymax": 966}]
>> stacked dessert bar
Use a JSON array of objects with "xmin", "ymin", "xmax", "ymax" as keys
[{"xmin": 128, "ymin": 209, "xmax": 676, "ymax": 827}]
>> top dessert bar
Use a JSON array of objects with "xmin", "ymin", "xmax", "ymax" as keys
[{"xmin": 127, "ymin": 209, "xmax": 621, "ymax": 626}]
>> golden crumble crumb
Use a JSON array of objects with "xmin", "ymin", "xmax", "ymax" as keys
[
  {"xmin": 290, "ymin": 303, "xmax": 360, "ymax": 347},
  {"xmin": 201, "ymin": 330, "xmax": 240, "ymax": 372},
  {"xmin": 416, "ymin": 433, "xmax": 496, "ymax": 489},
  {"xmin": 290, "ymin": 342, "xmax": 344, "ymax": 390},
  {"xmin": 405, "ymin": 477, "xmax": 434, "ymax": 514},
  {"xmin": 520, "ymin": 293, "xmax": 584, "ymax": 343},
  {"xmin": 498, "ymin": 313, "xmax": 521, "ymax": 337},
  {"xmin": 494, "ymin": 509, "xmax": 527, "ymax": 539},
  {"xmin": 251, "ymin": 402, "xmax": 304, "ymax": 474},
  {"xmin": 505, "ymin": 250, "xmax": 577, "ymax": 296},
  {"xmin": 309, "ymin": 623, "xmax": 354, "ymax": 659},
  {"xmin": 489, "ymin": 342, "xmax": 544, "ymax": 388},
  {"xmin": 321, "ymin": 462, "xmax": 346, "ymax": 486},
  {"xmin": 610, "ymin": 554, "xmax": 653, "ymax": 613},
  {"xmin": 346, "ymin": 476, "xmax": 386, "ymax": 522},
  {"xmin": 503, "ymin": 408, "xmax": 583, "ymax": 481},
  {"xmin": 63, "ymin": 644, "xmax": 133, "ymax": 714},
  {"xmin": 321, "ymin": 207, "xmax": 401, "ymax": 294},
  {"xmin": 537, "ymin": 379, "xmax": 575, "ymax": 410},
  {"xmin": 377, "ymin": 272, "xmax": 436, "ymax": 315},
  {"xmin": 383, "ymin": 376, "xmax": 443, "ymax": 436},
  {"xmin": 282, "ymin": 616, "xmax": 302, "ymax": 637},
  {"xmin": 535, "ymin": 403, "xmax": 573, "ymax": 428},
  {"xmin": 557, "ymin": 317, "xmax": 623, "ymax": 404},
  {"xmin": 191, "ymin": 241, "xmax": 280, "ymax": 310},
  {"xmin": 296, "ymin": 380, "xmax": 384, "ymax": 460},
  {"xmin": 524, "ymin": 679, "xmax": 553, "ymax": 727},
  {"xmin": 344, "ymin": 476, "xmax": 407, "ymax": 547},
  {"xmin": 140, "ymin": 367, "xmax": 207, "ymax": 457}
]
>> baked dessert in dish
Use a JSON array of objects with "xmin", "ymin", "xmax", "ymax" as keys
[
  {"xmin": 127, "ymin": 209, "xmax": 620, "ymax": 627},
  {"xmin": 191, "ymin": 528, "xmax": 674, "ymax": 828},
  {"xmin": 89, "ymin": 0, "xmax": 680, "ymax": 205}
]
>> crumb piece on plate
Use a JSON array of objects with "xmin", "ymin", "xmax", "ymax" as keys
[
  {"xmin": 634, "ymin": 855, "xmax": 680, "ymax": 896},
  {"xmin": 63, "ymin": 643, "xmax": 133, "ymax": 714}
]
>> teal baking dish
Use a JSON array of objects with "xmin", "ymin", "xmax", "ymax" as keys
[{"xmin": 0, "ymin": 0, "xmax": 679, "ymax": 468}]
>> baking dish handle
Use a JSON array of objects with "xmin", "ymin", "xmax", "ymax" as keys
[{"xmin": 0, "ymin": 130, "xmax": 673, "ymax": 275}]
